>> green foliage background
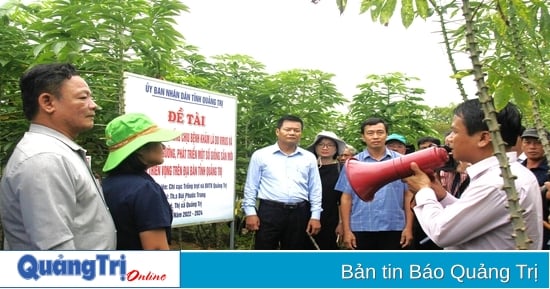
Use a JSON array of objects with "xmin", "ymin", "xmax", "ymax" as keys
[{"xmin": 1, "ymin": 0, "xmax": 549, "ymax": 249}]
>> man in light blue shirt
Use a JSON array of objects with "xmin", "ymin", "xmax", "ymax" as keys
[
  {"xmin": 336, "ymin": 117, "xmax": 414, "ymax": 250},
  {"xmin": 242, "ymin": 115, "xmax": 322, "ymax": 249}
]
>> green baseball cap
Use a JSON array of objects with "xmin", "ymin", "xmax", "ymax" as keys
[
  {"xmin": 385, "ymin": 133, "xmax": 407, "ymax": 145},
  {"xmin": 102, "ymin": 113, "xmax": 182, "ymax": 172}
]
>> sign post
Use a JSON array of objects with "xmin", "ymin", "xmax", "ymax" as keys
[{"xmin": 123, "ymin": 72, "xmax": 237, "ymax": 232}]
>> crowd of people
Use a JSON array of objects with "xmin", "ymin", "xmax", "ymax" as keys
[
  {"xmin": 1, "ymin": 63, "xmax": 549, "ymax": 251},
  {"xmin": 243, "ymin": 108, "xmax": 550, "ymax": 250},
  {"xmin": 242, "ymin": 100, "xmax": 548, "ymax": 250}
]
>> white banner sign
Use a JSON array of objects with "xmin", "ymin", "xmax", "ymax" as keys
[{"xmin": 123, "ymin": 72, "xmax": 236, "ymax": 227}]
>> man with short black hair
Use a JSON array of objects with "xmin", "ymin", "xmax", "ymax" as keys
[
  {"xmin": 417, "ymin": 136, "xmax": 441, "ymax": 150},
  {"xmin": 404, "ymin": 99, "xmax": 542, "ymax": 250},
  {"xmin": 521, "ymin": 127, "xmax": 550, "ymax": 249},
  {"xmin": 0, "ymin": 63, "xmax": 116, "ymax": 250},
  {"xmin": 242, "ymin": 115, "xmax": 322, "ymax": 249},
  {"xmin": 336, "ymin": 118, "xmax": 414, "ymax": 250}
]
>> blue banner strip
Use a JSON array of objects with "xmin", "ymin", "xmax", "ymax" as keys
[{"xmin": 180, "ymin": 251, "xmax": 549, "ymax": 288}]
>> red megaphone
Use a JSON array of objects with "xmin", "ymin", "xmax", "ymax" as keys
[{"xmin": 345, "ymin": 146, "xmax": 449, "ymax": 202}]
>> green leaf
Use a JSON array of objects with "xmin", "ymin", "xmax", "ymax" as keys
[
  {"xmin": 539, "ymin": 6, "xmax": 550, "ymax": 43},
  {"xmin": 401, "ymin": 0, "xmax": 414, "ymax": 27},
  {"xmin": 511, "ymin": 0, "xmax": 532, "ymax": 27},
  {"xmin": 380, "ymin": 0, "xmax": 396, "ymax": 25},
  {"xmin": 32, "ymin": 43, "xmax": 48, "ymax": 57},
  {"xmin": 52, "ymin": 41, "xmax": 67, "ymax": 55},
  {"xmin": 492, "ymin": 75, "xmax": 529, "ymax": 110},
  {"xmin": 415, "ymin": 0, "xmax": 429, "ymax": 19},
  {"xmin": 337, "ymin": 0, "xmax": 347, "ymax": 15},
  {"xmin": 493, "ymin": 83, "xmax": 513, "ymax": 110},
  {"xmin": 359, "ymin": 0, "xmax": 376, "ymax": 14},
  {"xmin": 362, "ymin": 0, "xmax": 384, "ymax": 21},
  {"xmin": 508, "ymin": 83, "xmax": 529, "ymax": 108}
]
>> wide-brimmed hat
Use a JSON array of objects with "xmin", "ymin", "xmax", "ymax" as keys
[
  {"xmin": 307, "ymin": 131, "xmax": 346, "ymax": 155},
  {"xmin": 385, "ymin": 133, "xmax": 407, "ymax": 145},
  {"xmin": 102, "ymin": 113, "xmax": 182, "ymax": 172}
]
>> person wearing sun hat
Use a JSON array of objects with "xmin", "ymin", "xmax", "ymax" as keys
[
  {"xmin": 101, "ymin": 112, "xmax": 181, "ymax": 250},
  {"xmin": 306, "ymin": 131, "xmax": 347, "ymax": 249},
  {"xmin": 307, "ymin": 131, "xmax": 346, "ymax": 159},
  {"xmin": 385, "ymin": 133, "xmax": 407, "ymax": 155}
]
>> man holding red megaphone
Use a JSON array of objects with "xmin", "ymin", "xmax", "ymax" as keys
[{"xmin": 403, "ymin": 99, "xmax": 542, "ymax": 250}]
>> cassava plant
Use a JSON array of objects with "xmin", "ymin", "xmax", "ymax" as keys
[
  {"xmin": 501, "ymin": 0, "xmax": 550, "ymax": 173},
  {"xmin": 462, "ymin": 0, "xmax": 531, "ymax": 249}
]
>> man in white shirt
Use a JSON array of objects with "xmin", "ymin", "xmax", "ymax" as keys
[{"xmin": 404, "ymin": 99, "xmax": 542, "ymax": 250}]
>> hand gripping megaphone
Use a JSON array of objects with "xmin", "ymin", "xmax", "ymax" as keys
[{"xmin": 345, "ymin": 146, "xmax": 450, "ymax": 202}]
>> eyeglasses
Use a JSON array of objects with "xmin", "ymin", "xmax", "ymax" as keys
[{"xmin": 317, "ymin": 143, "xmax": 336, "ymax": 148}]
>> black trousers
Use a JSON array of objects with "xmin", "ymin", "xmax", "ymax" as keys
[
  {"xmin": 254, "ymin": 199, "xmax": 311, "ymax": 250},
  {"xmin": 354, "ymin": 231, "xmax": 404, "ymax": 250},
  {"xmin": 307, "ymin": 217, "xmax": 339, "ymax": 250}
]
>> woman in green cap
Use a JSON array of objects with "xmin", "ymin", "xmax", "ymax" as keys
[{"xmin": 102, "ymin": 112, "xmax": 181, "ymax": 250}]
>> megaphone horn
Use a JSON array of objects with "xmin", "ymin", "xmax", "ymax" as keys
[{"xmin": 345, "ymin": 146, "xmax": 449, "ymax": 202}]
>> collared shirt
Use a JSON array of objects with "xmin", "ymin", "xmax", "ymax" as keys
[
  {"xmin": 0, "ymin": 124, "xmax": 117, "ymax": 250},
  {"xmin": 414, "ymin": 152, "xmax": 543, "ymax": 250},
  {"xmin": 521, "ymin": 157, "xmax": 550, "ymax": 249},
  {"xmin": 521, "ymin": 157, "xmax": 549, "ymax": 220},
  {"xmin": 242, "ymin": 143, "xmax": 323, "ymax": 219},
  {"xmin": 335, "ymin": 149, "xmax": 407, "ymax": 231}
]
